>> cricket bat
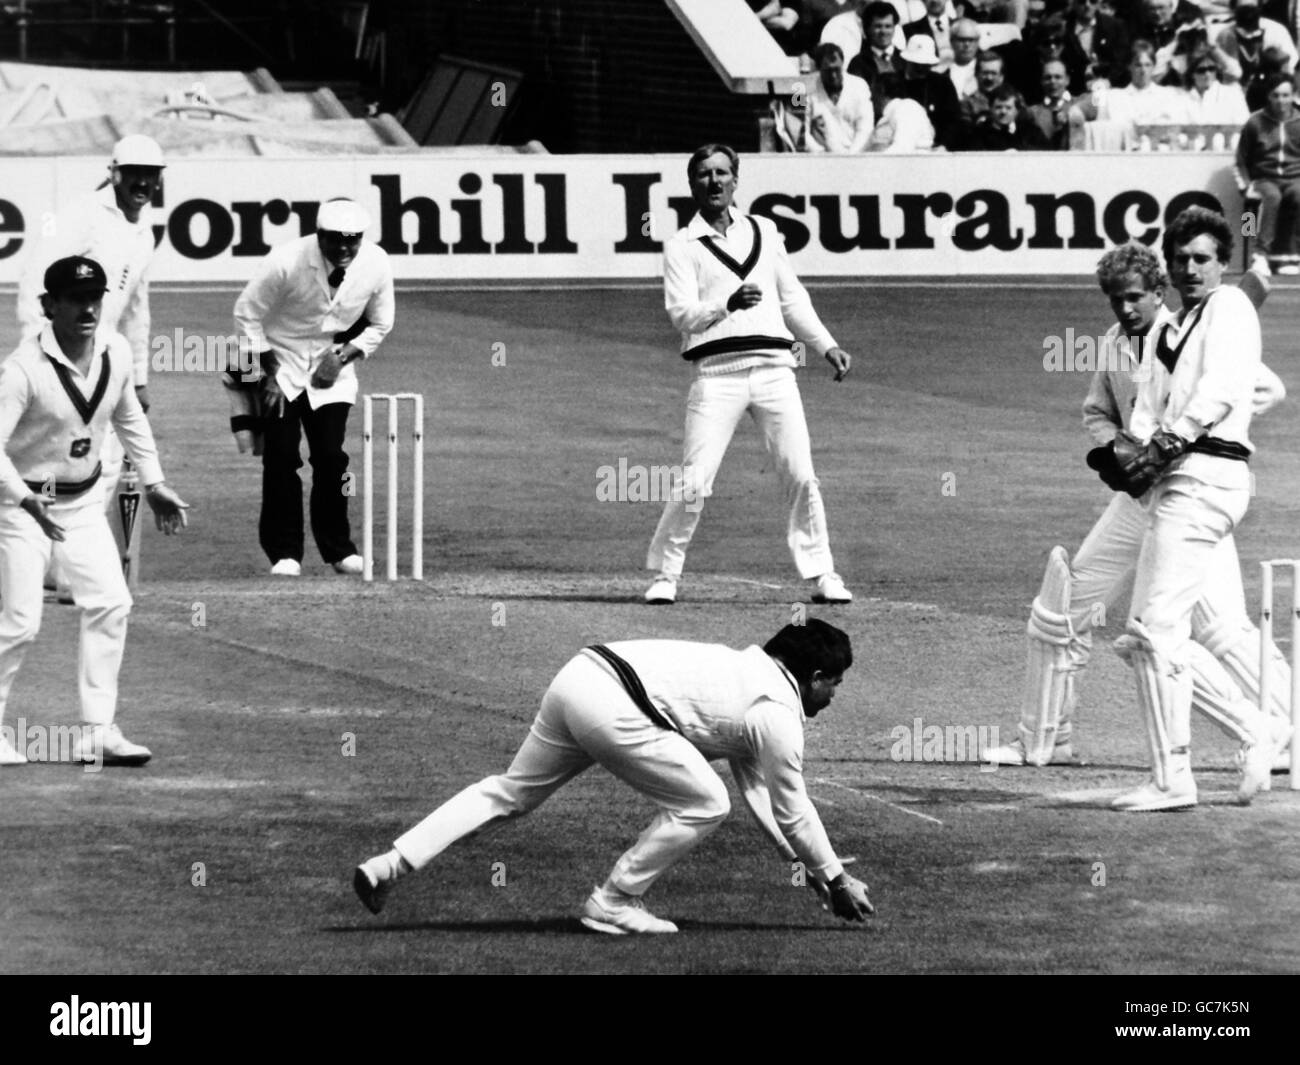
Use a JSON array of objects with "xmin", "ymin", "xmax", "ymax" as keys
[{"xmin": 115, "ymin": 456, "xmax": 143, "ymax": 590}]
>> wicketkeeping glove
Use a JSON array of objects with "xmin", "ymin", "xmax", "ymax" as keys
[{"xmin": 1112, "ymin": 427, "xmax": 1188, "ymax": 497}]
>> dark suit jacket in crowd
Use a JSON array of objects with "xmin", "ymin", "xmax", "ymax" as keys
[
  {"xmin": 1062, "ymin": 12, "xmax": 1130, "ymax": 93},
  {"xmin": 901, "ymin": 71, "xmax": 964, "ymax": 148}
]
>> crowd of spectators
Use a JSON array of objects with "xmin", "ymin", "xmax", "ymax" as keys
[{"xmin": 766, "ymin": 0, "xmax": 1300, "ymax": 150}]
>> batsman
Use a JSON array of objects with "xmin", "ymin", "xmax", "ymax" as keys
[{"xmin": 985, "ymin": 232, "xmax": 1293, "ymax": 808}]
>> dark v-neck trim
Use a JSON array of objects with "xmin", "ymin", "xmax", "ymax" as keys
[
  {"xmin": 47, "ymin": 348, "xmax": 111, "ymax": 425},
  {"xmin": 699, "ymin": 217, "xmax": 762, "ymax": 280}
]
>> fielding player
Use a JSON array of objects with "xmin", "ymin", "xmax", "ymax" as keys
[
  {"xmin": 233, "ymin": 198, "xmax": 394, "ymax": 577},
  {"xmin": 0, "ymin": 257, "xmax": 188, "ymax": 767},
  {"xmin": 1094, "ymin": 210, "xmax": 1270, "ymax": 810},
  {"xmin": 15, "ymin": 134, "xmax": 165, "ymax": 598},
  {"xmin": 644, "ymin": 144, "xmax": 854, "ymax": 606},
  {"xmin": 354, "ymin": 619, "xmax": 874, "ymax": 934},
  {"xmin": 985, "ymin": 239, "xmax": 1291, "ymax": 804}
]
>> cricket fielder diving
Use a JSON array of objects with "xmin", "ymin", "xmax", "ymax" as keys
[
  {"xmin": 985, "ymin": 235, "xmax": 1292, "ymax": 806},
  {"xmin": 354, "ymin": 619, "xmax": 873, "ymax": 933}
]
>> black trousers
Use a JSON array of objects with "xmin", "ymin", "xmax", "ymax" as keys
[{"xmin": 260, "ymin": 394, "xmax": 356, "ymax": 565}]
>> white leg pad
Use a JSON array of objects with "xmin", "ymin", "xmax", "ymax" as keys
[
  {"xmin": 1192, "ymin": 599, "xmax": 1293, "ymax": 723},
  {"xmin": 1018, "ymin": 546, "xmax": 1088, "ymax": 764},
  {"xmin": 1186, "ymin": 641, "xmax": 1265, "ymax": 745},
  {"xmin": 1115, "ymin": 621, "xmax": 1191, "ymax": 790}
]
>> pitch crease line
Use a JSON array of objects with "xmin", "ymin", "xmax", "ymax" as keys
[{"xmin": 811, "ymin": 776, "xmax": 944, "ymax": 825}]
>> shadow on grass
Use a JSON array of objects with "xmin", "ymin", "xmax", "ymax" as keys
[{"xmin": 324, "ymin": 918, "xmax": 857, "ymax": 934}]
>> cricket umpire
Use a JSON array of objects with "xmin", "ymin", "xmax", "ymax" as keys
[
  {"xmin": 354, "ymin": 619, "xmax": 874, "ymax": 934},
  {"xmin": 0, "ymin": 257, "xmax": 188, "ymax": 767},
  {"xmin": 233, "ymin": 198, "xmax": 394, "ymax": 576},
  {"xmin": 644, "ymin": 144, "xmax": 854, "ymax": 606}
]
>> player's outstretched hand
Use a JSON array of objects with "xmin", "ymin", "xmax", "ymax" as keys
[
  {"xmin": 827, "ymin": 872, "xmax": 874, "ymax": 923},
  {"xmin": 808, "ymin": 855, "xmax": 856, "ymax": 908},
  {"xmin": 21, "ymin": 495, "xmax": 66, "ymax": 542},
  {"xmin": 824, "ymin": 346, "xmax": 851, "ymax": 382},
  {"xmin": 146, "ymin": 483, "xmax": 190, "ymax": 535},
  {"xmin": 727, "ymin": 283, "xmax": 763, "ymax": 312}
]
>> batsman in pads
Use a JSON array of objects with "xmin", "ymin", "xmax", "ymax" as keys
[
  {"xmin": 985, "ymin": 236, "xmax": 1291, "ymax": 805},
  {"xmin": 354, "ymin": 619, "xmax": 873, "ymax": 933},
  {"xmin": 0, "ymin": 257, "xmax": 189, "ymax": 767}
]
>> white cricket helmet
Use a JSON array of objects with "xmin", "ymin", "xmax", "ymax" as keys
[{"xmin": 111, "ymin": 134, "xmax": 166, "ymax": 169}]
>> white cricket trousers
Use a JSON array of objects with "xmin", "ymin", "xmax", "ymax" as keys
[
  {"xmin": 0, "ymin": 490, "xmax": 132, "ymax": 727},
  {"xmin": 393, "ymin": 654, "xmax": 731, "ymax": 896},
  {"xmin": 1129, "ymin": 476, "xmax": 1250, "ymax": 662},
  {"xmin": 1070, "ymin": 493, "xmax": 1257, "ymax": 648},
  {"xmin": 647, "ymin": 364, "xmax": 835, "ymax": 579}
]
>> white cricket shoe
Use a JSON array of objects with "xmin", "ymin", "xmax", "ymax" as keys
[
  {"xmin": 0, "ymin": 734, "xmax": 28, "ymax": 766},
  {"xmin": 644, "ymin": 576, "xmax": 677, "ymax": 605},
  {"xmin": 353, "ymin": 860, "xmax": 394, "ymax": 915},
  {"xmin": 810, "ymin": 573, "xmax": 852, "ymax": 603},
  {"xmin": 982, "ymin": 736, "xmax": 1079, "ymax": 767},
  {"xmin": 1111, "ymin": 766, "xmax": 1197, "ymax": 812},
  {"xmin": 580, "ymin": 889, "xmax": 678, "ymax": 935},
  {"xmin": 270, "ymin": 559, "xmax": 302, "ymax": 577},
  {"xmin": 77, "ymin": 724, "xmax": 152, "ymax": 767},
  {"xmin": 1244, "ymin": 716, "xmax": 1294, "ymax": 794},
  {"xmin": 1250, "ymin": 253, "xmax": 1272, "ymax": 277},
  {"xmin": 332, "ymin": 554, "xmax": 364, "ymax": 575}
]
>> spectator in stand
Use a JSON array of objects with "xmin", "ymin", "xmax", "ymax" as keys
[
  {"xmin": 868, "ymin": 69, "xmax": 938, "ymax": 146},
  {"xmin": 961, "ymin": 48, "xmax": 1011, "ymax": 122},
  {"xmin": 947, "ymin": 18, "xmax": 983, "ymax": 98},
  {"xmin": 1216, "ymin": 0, "xmax": 1297, "ymax": 103},
  {"xmin": 1131, "ymin": 0, "xmax": 1203, "ymax": 50},
  {"xmin": 1155, "ymin": 10, "xmax": 1242, "ymax": 85},
  {"xmin": 1011, "ymin": 16, "xmax": 1071, "ymax": 96},
  {"xmin": 803, "ymin": 0, "xmax": 861, "ymax": 51},
  {"xmin": 848, "ymin": 1, "xmax": 908, "ymax": 98},
  {"xmin": 1236, "ymin": 72, "xmax": 1300, "ymax": 274},
  {"xmin": 968, "ymin": 83, "xmax": 1051, "ymax": 145},
  {"xmin": 905, "ymin": 0, "xmax": 958, "ymax": 68},
  {"xmin": 1246, "ymin": 45, "xmax": 1293, "ymax": 110},
  {"xmin": 751, "ymin": 0, "xmax": 804, "ymax": 55},
  {"xmin": 1182, "ymin": 46, "xmax": 1250, "ymax": 124},
  {"xmin": 1027, "ymin": 57, "xmax": 1078, "ymax": 146},
  {"xmin": 804, "ymin": 42, "xmax": 877, "ymax": 149},
  {"xmin": 1063, "ymin": 0, "xmax": 1131, "ymax": 92},
  {"xmin": 1097, "ymin": 39, "xmax": 1189, "ymax": 120},
  {"xmin": 899, "ymin": 34, "xmax": 965, "ymax": 144}
]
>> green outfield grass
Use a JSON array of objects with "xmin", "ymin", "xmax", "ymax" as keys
[{"xmin": 0, "ymin": 281, "xmax": 1298, "ymax": 974}]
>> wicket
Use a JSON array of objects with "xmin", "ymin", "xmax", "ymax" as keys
[
  {"xmin": 1259, "ymin": 559, "xmax": 1300, "ymax": 790},
  {"xmin": 362, "ymin": 393, "xmax": 424, "ymax": 582}
]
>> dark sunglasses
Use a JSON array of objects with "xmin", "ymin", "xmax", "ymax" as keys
[{"xmin": 1194, "ymin": 65, "xmax": 1217, "ymax": 73}]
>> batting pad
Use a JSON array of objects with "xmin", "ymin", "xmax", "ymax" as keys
[
  {"xmin": 1115, "ymin": 623, "xmax": 1191, "ymax": 789},
  {"xmin": 1018, "ymin": 547, "xmax": 1081, "ymax": 763},
  {"xmin": 1192, "ymin": 600, "xmax": 1293, "ymax": 722},
  {"xmin": 1187, "ymin": 641, "xmax": 1264, "ymax": 745}
]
